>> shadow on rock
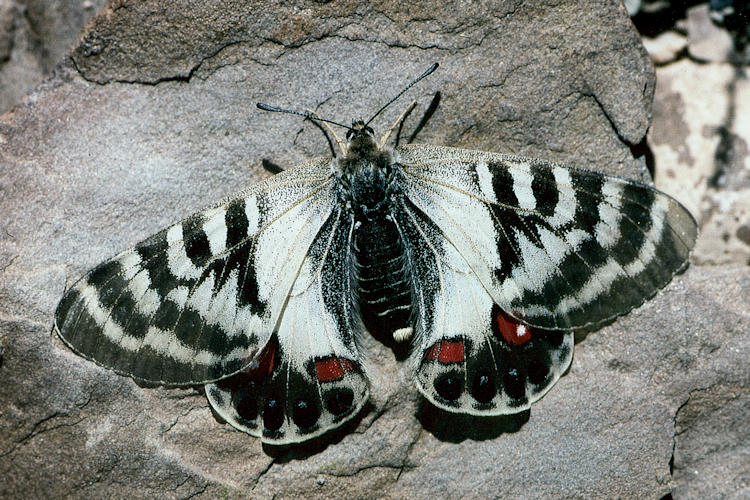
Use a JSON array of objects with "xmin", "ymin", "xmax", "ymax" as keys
[
  {"xmin": 260, "ymin": 401, "xmax": 375, "ymax": 461},
  {"xmin": 416, "ymin": 397, "xmax": 530, "ymax": 442}
]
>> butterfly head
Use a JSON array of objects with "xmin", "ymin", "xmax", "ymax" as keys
[
  {"xmin": 256, "ymin": 63, "xmax": 439, "ymax": 162},
  {"xmin": 344, "ymin": 120, "xmax": 378, "ymax": 158},
  {"xmin": 346, "ymin": 120, "xmax": 375, "ymax": 140}
]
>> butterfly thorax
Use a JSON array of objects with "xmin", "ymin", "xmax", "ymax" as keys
[
  {"xmin": 337, "ymin": 122, "xmax": 398, "ymax": 214},
  {"xmin": 342, "ymin": 120, "xmax": 379, "ymax": 161}
]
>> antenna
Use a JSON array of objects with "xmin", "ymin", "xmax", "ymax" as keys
[
  {"xmin": 364, "ymin": 62, "xmax": 439, "ymax": 127},
  {"xmin": 256, "ymin": 103, "xmax": 353, "ymax": 131},
  {"xmin": 256, "ymin": 61, "xmax": 440, "ymax": 146}
]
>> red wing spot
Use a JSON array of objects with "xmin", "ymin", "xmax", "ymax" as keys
[
  {"xmin": 245, "ymin": 341, "xmax": 276, "ymax": 381},
  {"xmin": 438, "ymin": 340, "xmax": 465, "ymax": 363},
  {"xmin": 496, "ymin": 311, "xmax": 533, "ymax": 346},
  {"xmin": 423, "ymin": 343, "xmax": 440, "ymax": 361},
  {"xmin": 423, "ymin": 341, "xmax": 466, "ymax": 363},
  {"xmin": 316, "ymin": 357, "xmax": 356, "ymax": 382}
]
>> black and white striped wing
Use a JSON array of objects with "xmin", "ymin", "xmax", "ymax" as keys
[
  {"xmin": 55, "ymin": 158, "xmax": 338, "ymax": 386},
  {"xmin": 397, "ymin": 144, "xmax": 697, "ymax": 331},
  {"xmin": 392, "ymin": 197, "xmax": 573, "ymax": 414},
  {"xmin": 394, "ymin": 144, "xmax": 696, "ymax": 414},
  {"xmin": 205, "ymin": 203, "xmax": 369, "ymax": 444}
]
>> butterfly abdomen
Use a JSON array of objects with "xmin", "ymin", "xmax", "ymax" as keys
[{"xmin": 353, "ymin": 213, "xmax": 412, "ymax": 337}]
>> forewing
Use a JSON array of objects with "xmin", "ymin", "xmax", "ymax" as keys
[
  {"xmin": 393, "ymin": 197, "xmax": 572, "ymax": 414},
  {"xmin": 55, "ymin": 158, "xmax": 337, "ymax": 385},
  {"xmin": 206, "ymin": 205, "xmax": 369, "ymax": 444},
  {"xmin": 396, "ymin": 144, "xmax": 697, "ymax": 330}
]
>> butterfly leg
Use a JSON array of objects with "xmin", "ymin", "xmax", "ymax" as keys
[
  {"xmin": 305, "ymin": 108, "xmax": 345, "ymax": 157},
  {"xmin": 406, "ymin": 91, "xmax": 440, "ymax": 144},
  {"xmin": 388, "ymin": 91, "xmax": 441, "ymax": 148},
  {"xmin": 380, "ymin": 101, "xmax": 417, "ymax": 149}
]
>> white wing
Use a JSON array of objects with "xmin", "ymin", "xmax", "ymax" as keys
[
  {"xmin": 55, "ymin": 158, "xmax": 339, "ymax": 385},
  {"xmin": 206, "ymin": 203, "xmax": 370, "ymax": 444},
  {"xmin": 396, "ymin": 144, "xmax": 697, "ymax": 330}
]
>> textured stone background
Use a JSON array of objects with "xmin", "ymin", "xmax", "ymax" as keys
[{"xmin": 0, "ymin": 1, "xmax": 747, "ymax": 498}]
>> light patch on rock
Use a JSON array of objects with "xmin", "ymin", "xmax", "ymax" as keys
[
  {"xmin": 86, "ymin": 417, "xmax": 114, "ymax": 450},
  {"xmin": 643, "ymin": 31, "xmax": 687, "ymax": 65}
]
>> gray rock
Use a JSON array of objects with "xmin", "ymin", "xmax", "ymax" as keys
[
  {"xmin": 647, "ymin": 40, "xmax": 750, "ymax": 497},
  {"xmin": 0, "ymin": 0, "xmax": 108, "ymax": 114},
  {"xmin": 2, "ymin": 0, "xmax": 745, "ymax": 498},
  {"xmin": 672, "ymin": 383, "xmax": 750, "ymax": 499}
]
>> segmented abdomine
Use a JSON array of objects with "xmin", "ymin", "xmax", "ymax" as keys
[{"xmin": 339, "ymin": 140, "xmax": 414, "ymax": 338}]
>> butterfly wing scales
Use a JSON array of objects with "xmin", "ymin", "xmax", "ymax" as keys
[
  {"xmin": 55, "ymin": 159, "xmax": 338, "ymax": 385},
  {"xmin": 206, "ymin": 205, "xmax": 369, "ymax": 444},
  {"xmin": 393, "ymin": 196, "xmax": 573, "ymax": 414},
  {"xmin": 397, "ymin": 144, "xmax": 697, "ymax": 330},
  {"xmin": 394, "ymin": 144, "xmax": 695, "ymax": 414}
]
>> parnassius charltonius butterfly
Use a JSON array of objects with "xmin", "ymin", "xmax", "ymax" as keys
[{"xmin": 55, "ymin": 63, "xmax": 697, "ymax": 445}]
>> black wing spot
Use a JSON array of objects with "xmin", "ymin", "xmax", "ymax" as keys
[
  {"xmin": 182, "ymin": 216, "xmax": 212, "ymax": 267},
  {"xmin": 87, "ymin": 259, "xmax": 121, "ymax": 288},
  {"xmin": 151, "ymin": 298, "xmax": 181, "ymax": 331},
  {"xmin": 489, "ymin": 161, "xmax": 520, "ymax": 207},
  {"xmin": 325, "ymin": 388, "xmax": 354, "ymax": 416},
  {"xmin": 235, "ymin": 389, "xmax": 260, "ymax": 421},
  {"xmin": 292, "ymin": 398, "xmax": 320, "ymax": 429},
  {"xmin": 527, "ymin": 359, "xmax": 550, "ymax": 387},
  {"xmin": 530, "ymin": 162, "xmax": 559, "ymax": 217},
  {"xmin": 262, "ymin": 396, "xmax": 284, "ymax": 431},
  {"xmin": 434, "ymin": 371, "xmax": 463, "ymax": 401},
  {"xmin": 471, "ymin": 371, "xmax": 497, "ymax": 404},
  {"xmin": 503, "ymin": 366, "xmax": 526, "ymax": 400},
  {"xmin": 135, "ymin": 232, "xmax": 174, "ymax": 297},
  {"xmin": 571, "ymin": 169, "xmax": 605, "ymax": 235},
  {"xmin": 225, "ymin": 199, "xmax": 250, "ymax": 247}
]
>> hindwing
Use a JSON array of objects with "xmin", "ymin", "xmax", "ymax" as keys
[{"xmin": 206, "ymin": 204, "xmax": 369, "ymax": 444}]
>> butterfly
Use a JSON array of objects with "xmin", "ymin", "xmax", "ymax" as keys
[{"xmin": 54, "ymin": 63, "xmax": 698, "ymax": 445}]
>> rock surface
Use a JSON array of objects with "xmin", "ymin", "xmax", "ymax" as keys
[
  {"xmin": 0, "ymin": 0, "xmax": 108, "ymax": 114},
  {"xmin": 651, "ymin": 58, "xmax": 750, "ymax": 266},
  {"xmin": 0, "ymin": 1, "xmax": 747, "ymax": 498},
  {"xmin": 648, "ymin": 26, "xmax": 750, "ymax": 498}
]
